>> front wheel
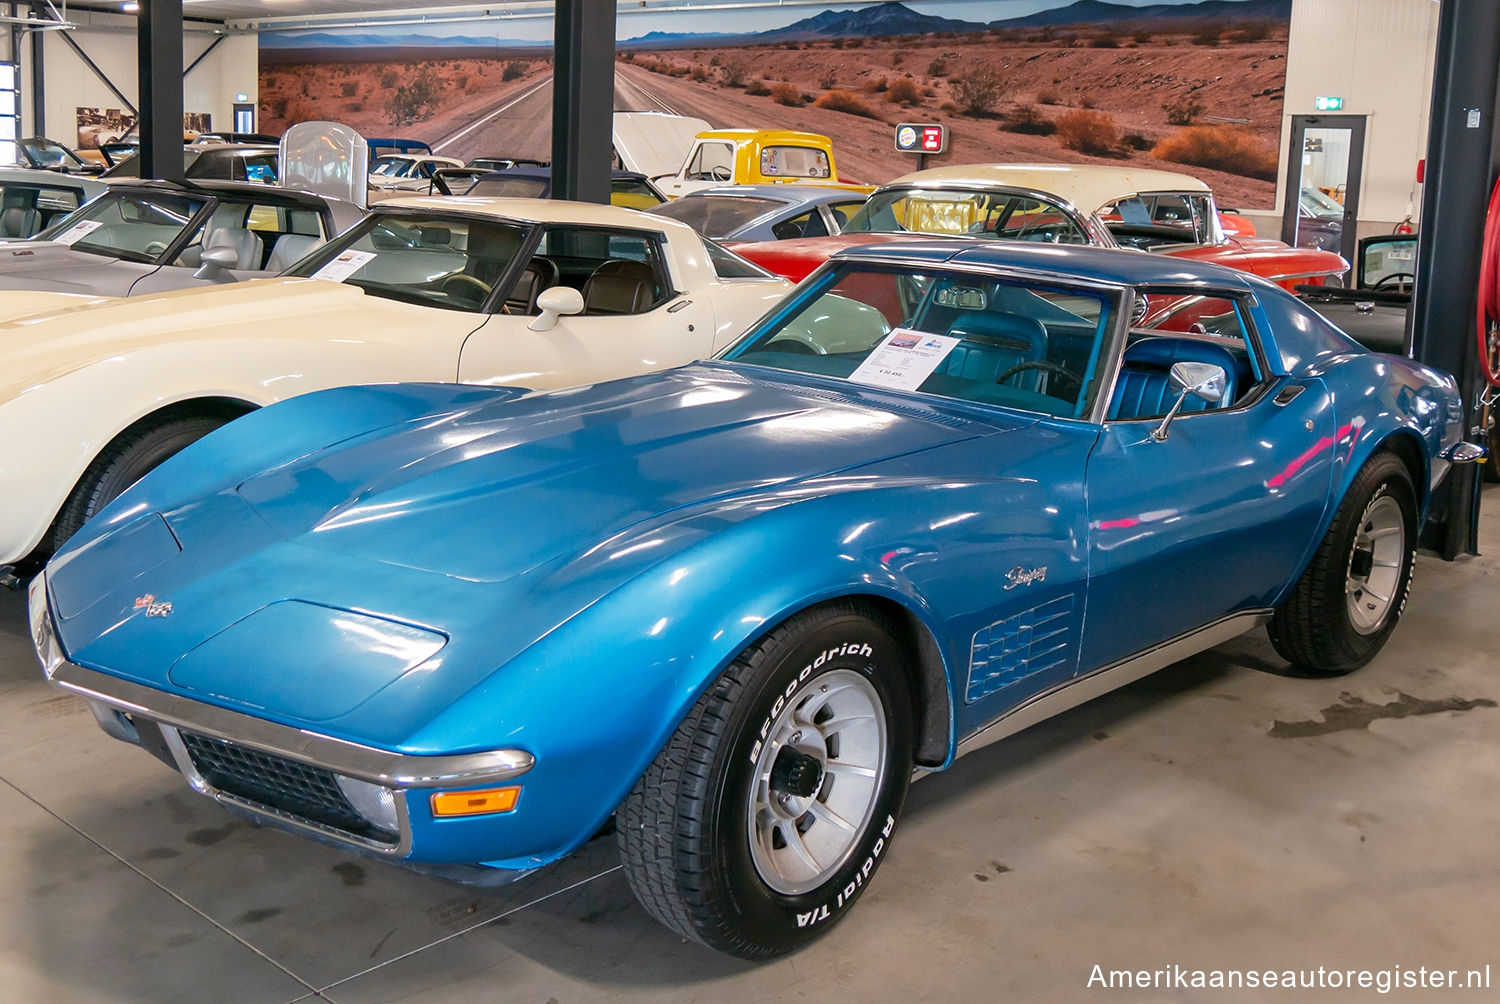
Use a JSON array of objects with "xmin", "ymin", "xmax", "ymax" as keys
[
  {"xmin": 47, "ymin": 414, "xmax": 229, "ymax": 555},
  {"xmin": 617, "ymin": 600, "xmax": 914, "ymax": 958},
  {"xmin": 1268, "ymin": 451, "xmax": 1418, "ymax": 674}
]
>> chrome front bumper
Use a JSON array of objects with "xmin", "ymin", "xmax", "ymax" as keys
[{"xmin": 28, "ymin": 571, "xmax": 535, "ymax": 856}]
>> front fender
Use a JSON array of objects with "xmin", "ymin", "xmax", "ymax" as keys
[
  {"xmin": 63, "ymin": 383, "xmax": 531, "ymax": 560},
  {"xmin": 401, "ymin": 492, "xmax": 959, "ymax": 868}
]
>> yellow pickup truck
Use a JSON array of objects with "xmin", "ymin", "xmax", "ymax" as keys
[{"xmin": 655, "ymin": 129, "xmax": 873, "ymax": 198}]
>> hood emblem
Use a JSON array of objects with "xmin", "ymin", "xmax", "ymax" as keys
[
  {"xmin": 1004, "ymin": 566, "xmax": 1047, "ymax": 590},
  {"xmin": 134, "ymin": 594, "xmax": 173, "ymax": 618}
]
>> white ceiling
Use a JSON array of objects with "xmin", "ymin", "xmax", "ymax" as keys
[{"xmin": 175, "ymin": 1, "xmax": 551, "ymax": 29}]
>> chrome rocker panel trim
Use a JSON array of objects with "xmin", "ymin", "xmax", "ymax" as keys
[{"xmin": 953, "ymin": 609, "xmax": 1271, "ymax": 760}]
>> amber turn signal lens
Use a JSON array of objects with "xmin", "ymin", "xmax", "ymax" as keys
[{"xmin": 430, "ymin": 786, "xmax": 521, "ymax": 817}]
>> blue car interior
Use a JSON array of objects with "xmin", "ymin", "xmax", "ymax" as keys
[
  {"xmin": 935, "ymin": 312, "xmax": 1050, "ymax": 394},
  {"xmin": 1107, "ymin": 336, "xmax": 1240, "ymax": 420}
]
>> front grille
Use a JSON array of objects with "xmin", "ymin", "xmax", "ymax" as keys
[{"xmin": 179, "ymin": 731, "xmax": 396, "ymax": 844}]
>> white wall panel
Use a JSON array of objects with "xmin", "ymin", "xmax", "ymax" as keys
[
  {"xmin": 19, "ymin": 11, "xmax": 258, "ymax": 144},
  {"xmin": 1253, "ymin": 0, "xmax": 1439, "ymax": 236}
]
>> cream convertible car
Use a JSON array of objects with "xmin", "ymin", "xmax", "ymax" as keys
[{"xmin": 0, "ymin": 197, "xmax": 790, "ymax": 574}]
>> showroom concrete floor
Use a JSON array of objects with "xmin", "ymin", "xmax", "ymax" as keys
[{"xmin": 1, "ymin": 496, "xmax": 1497, "ymax": 1003}]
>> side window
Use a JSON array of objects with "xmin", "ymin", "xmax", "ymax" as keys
[
  {"xmin": 1110, "ymin": 292, "xmax": 1265, "ymax": 421},
  {"xmin": 529, "ymin": 227, "xmax": 670, "ymax": 315},
  {"xmin": 828, "ymin": 201, "xmax": 864, "ymax": 230},
  {"xmin": 771, "ymin": 209, "xmax": 827, "ymax": 241},
  {"xmin": 686, "ymin": 143, "xmax": 734, "ymax": 182},
  {"xmin": 610, "ymin": 178, "xmax": 662, "ymax": 209},
  {"xmin": 243, "ymin": 155, "xmax": 277, "ymax": 184}
]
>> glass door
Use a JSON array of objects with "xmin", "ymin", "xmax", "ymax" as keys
[{"xmin": 1281, "ymin": 114, "xmax": 1367, "ymax": 267}]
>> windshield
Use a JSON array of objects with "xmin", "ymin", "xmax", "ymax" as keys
[
  {"xmin": 17, "ymin": 139, "xmax": 86, "ymax": 169},
  {"xmin": 1301, "ymin": 188, "xmax": 1344, "ymax": 218},
  {"xmin": 723, "ymin": 263, "xmax": 1115, "ymax": 418},
  {"xmin": 466, "ymin": 177, "xmax": 550, "ymax": 198},
  {"xmin": 843, "ymin": 187, "xmax": 1091, "ymax": 245},
  {"xmin": 100, "ymin": 148, "xmax": 203, "ymax": 179},
  {"xmin": 370, "ymin": 157, "xmax": 415, "ymax": 178},
  {"xmin": 36, "ymin": 190, "xmax": 208, "ymax": 262},
  {"xmin": 650, "ymin": 195, "xmax": 787, "ymax": 238},
  {"xmin": 286, "ymin": 211, "xmax": 529, "ymax": 311}
]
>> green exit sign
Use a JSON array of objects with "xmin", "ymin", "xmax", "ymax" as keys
[{"xmin": 1315, "ymin": 95, "xmax": 1344, "ymax": 111}]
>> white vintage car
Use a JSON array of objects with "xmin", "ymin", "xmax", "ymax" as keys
[{"xmin": 0, "ymin": 196, "xmax": 790, "ymax": 573}]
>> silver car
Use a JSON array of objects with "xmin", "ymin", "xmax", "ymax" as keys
[{"xmin": 0, "ymin": 179, "xmax": 364, "ymax": 296}]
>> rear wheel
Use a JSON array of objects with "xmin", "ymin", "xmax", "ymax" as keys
[
  {"xmin": 617, "ymin": 600, "xmax": 913, "ymax": 958},
  {"xmin": 1268, "ymin": 452, "xmax": 1417, "ymax": 674},
  {"xmin": 47, "ymin": 414, "xmax": 228, "ymax": 554}
]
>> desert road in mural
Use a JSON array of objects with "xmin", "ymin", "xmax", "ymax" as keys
[{"xmin": 425, "ymin": 69, "xmax": 689, "ymax": 165}]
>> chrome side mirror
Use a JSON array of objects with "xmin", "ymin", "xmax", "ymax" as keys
[
  {"xmin": 193, "ymin": 244, "xmax": 241, "ymax": 282},
  {"xmin": 528, "ymin": 286, "xmax": 586, "ymax": 332},
  {"xmin": 1151, "ymin": 361, "xmax": 1228, "ymax": 442}
]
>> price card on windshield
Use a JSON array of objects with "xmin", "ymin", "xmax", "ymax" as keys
[
  {"xmin": 312, "ymin": 248, "xmax": 376, "ymax": 282},
  {"xmin": 54, "ymin": 220, "xmax": 103, "ymax": 246},
  {"xmin": 848, "ymin": 328, "xmax": 960, "ymax": 392}
]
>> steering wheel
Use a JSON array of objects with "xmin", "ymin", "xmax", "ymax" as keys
[
  {"xmin": 1373, "ymin": 272, "xmax": 1416, "ymax": 292},
  {"xmin": 442, "ymin": 273, "xmax": 492, "ymax": 306},
  {"xmin": 143, "ymin": 241, "xmax": 169, "ymax": 257},
  {"xmin": 994, "ymin": 360, "xmax": 1082, "ymax": 391},
  {"xmin": 710, "ymin": 165, "xmax": 732, "ymax": 182}
]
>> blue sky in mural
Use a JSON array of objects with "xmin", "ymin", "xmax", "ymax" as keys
[{"xmin": 261, "ymin": 0, "xmax": 1243, "ymax": 48}]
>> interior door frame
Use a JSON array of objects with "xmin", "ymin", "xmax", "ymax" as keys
[{"xmin": 1281, "ymin": 113, "xmax": 1368, "ymax": 265}]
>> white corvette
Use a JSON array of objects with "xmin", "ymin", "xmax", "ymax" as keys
[{"xmin": 0, "ymin": 196, "xmax": 790, "ymax": 572}]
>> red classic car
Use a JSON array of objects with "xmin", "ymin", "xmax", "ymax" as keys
[{"xmin": 730, "ymin": 164, "xmax": 1347, "ymax": 292}]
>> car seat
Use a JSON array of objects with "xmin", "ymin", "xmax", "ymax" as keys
[
  {"xmin": 582, "ymin": 260, "xmax": 656, "ymax": 315},
  {"xmin": 1108, "ymin": 337, "xmax": 1239, "ymax": 421},
  {"xmin": 462, "ymin": 224, "xmax": 524, "ymax": 289},
  {"xmin": 939, "ymin": 311, "xmax": 1050, "ymax": 393},
  {"xmin": 203, "ymin": 226, "xmax": 264, "ymax": 270},
  {"xmin": 0, "ymin": 206, "xmax": 41, "ymax": 239},
  {"xmin": 265, "ymin": 233, "xmax": 324, "ymax": 272},
  {"xmin": 503, "ymin": 256, "xmax": 561, "ymax": 315}
]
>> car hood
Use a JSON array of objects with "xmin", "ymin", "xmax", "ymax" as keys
[
  {"xmin": 0, "ymin": 278, "xmax": 395, "ymax": 402},
  {"xmin": 0, "ymin": 241, "xmax": 149, "ymax": 294},
  {"xmin": 47, "ymin": 366, "xmax": 1023, "ymax": 742},
  {"xmin": 231, "ymin": 365, "xmax": 1001, "ymax": 581}
]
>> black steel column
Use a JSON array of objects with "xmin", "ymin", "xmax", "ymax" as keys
[
  {"xmin": 27, "ymin": 4, "xmax": 43, "ymax": 136},
  {"xmin": 551, "ymin": 0, "xmax": 614, "ymax": 204},
  {"xmin": 1410, "ymin": 0, "xmax": 1500, "ymax": 558},
  {"xmin": 138, "ymin": 0, "xmax": 184, "ymax": 181}
]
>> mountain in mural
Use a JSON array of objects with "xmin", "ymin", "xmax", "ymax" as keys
[
  {"xmin": 619, "ymin": 0, "xmax": 1290, "ymax": 48},
  {"xmin": 758, "ymin": 2, "xmax": 980, "ymax": 41},
  {"xmin": 265, "ymin": 31, "xmax": 526, "ymax": 49},
  {"xmin": 990, "ymin": 0, "xmax": 1291, "ymax": 29}
]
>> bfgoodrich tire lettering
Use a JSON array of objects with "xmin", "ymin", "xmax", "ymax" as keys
[
  {"xmin": 1268, "ymin": 451, "xmax": 1418, "ymax": 674},
  {"xmin": 617, "ymin": 599, "xmax": 914, "ymax": 958}
]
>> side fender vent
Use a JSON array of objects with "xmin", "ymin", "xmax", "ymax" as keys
[{"xmin": 966, "ymin": 593, "xmax": 1075, "ymax": 703}]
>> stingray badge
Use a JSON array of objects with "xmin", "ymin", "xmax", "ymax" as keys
[{"xmin": 134, "ymin": 594, "xmax": 173, "ymax": 618}]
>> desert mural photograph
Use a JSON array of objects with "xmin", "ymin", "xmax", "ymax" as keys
[{"xmin": 259, "ymin": 0, "xmax": 1292, "ymax": 208}]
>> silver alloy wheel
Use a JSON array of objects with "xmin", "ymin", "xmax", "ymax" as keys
[
  {"xmin": 1346, "ymin": 494, "xmax": 1405, "ymax": 635},
  {"xmin": 747, "ymin": 668, "xmax": 886, "ymax": 895}
]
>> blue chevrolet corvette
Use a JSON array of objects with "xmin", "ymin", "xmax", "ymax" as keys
[{"xmin": 30, "ymin": 241, "xmax": 1478, "ymax": 958}]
